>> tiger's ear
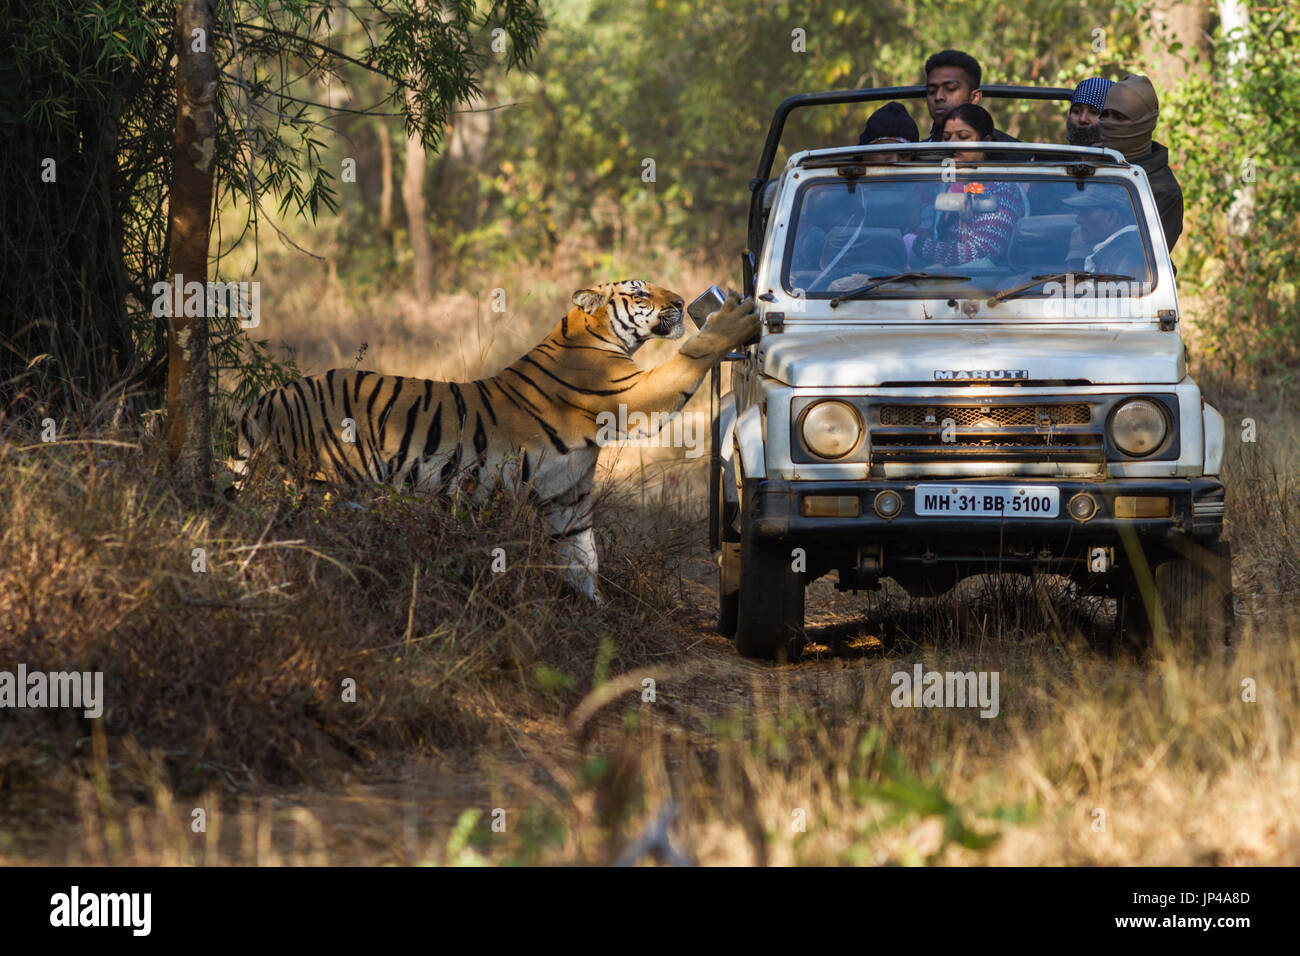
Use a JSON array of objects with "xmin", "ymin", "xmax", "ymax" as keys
[{"xmin": 572, "ymin": 284, "xmax": 612, "ymax": 315}]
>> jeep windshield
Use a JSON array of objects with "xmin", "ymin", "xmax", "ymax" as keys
[{"xmin": 782, "ymin": 175, "xmax": 1156, "ymax": 299}]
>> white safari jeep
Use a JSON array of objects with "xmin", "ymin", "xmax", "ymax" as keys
[{"xmin": 703, "ymin": 85, "xmax": 1232, "ymax": 660}]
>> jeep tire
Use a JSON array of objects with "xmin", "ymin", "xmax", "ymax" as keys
[
  {"xmin": 734, "ymin": 479, "xmax": 806, "ymax": 660},
  {"xmin": 1155, "ymin": 538, "xmax": 1234, "ymax": 654},
  {"xmin": 716, "ymin": 462, "xmax": 741, "ymax": 636},
  {"xmin": 1118, "ymin": 539, "xmax": 1233, "ymax": 654}
]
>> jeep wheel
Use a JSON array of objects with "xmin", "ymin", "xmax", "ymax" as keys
[
  {"xmin": 719, "ymin": 541, "xmax": 740, "ymax": 637},
  {"xmin": 1154, "ymin": 539, "xmax": 1233, "ymax": 654},
  {"xmin": 1118, "ymin": 540, "xmax": 1233, "ymax": 654},
  {"xmin": 716, "ymin": 460, "xmax": 741, "ymax": 635},
  {"xmin": 734, "ymin": 479, "xmax": 805, "ymax": 661}
]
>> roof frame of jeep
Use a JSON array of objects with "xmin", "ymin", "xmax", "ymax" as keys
[
  {"xmin": 792, "ymin": 140, "xmax": 1128, "ymax": 170},
  {"xmin": 744, "ymin": 84, "xmax": 1079, "ymax": 282}
]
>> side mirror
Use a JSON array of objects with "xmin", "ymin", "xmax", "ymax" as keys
[{"xmin": 688, "ymin": 285, "xmax": 729, "ymax": 329}]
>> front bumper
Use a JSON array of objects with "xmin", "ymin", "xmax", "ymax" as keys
[{"xmin": 747, "ymin": 477, "xmax": 1226, "ymax": 545}]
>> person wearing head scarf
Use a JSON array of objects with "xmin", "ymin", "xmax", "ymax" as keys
[
  {"xmin": 1101, "ymin": 74, "xmax": 1183, "ymax": 251},
  {"xmin": 1066, "ymin": 77, "xmax": 1112, "ymax": 146}
]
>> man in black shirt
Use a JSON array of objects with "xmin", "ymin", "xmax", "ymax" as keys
[{"xmin": 921, "ymin": 50, "xmax": 1020, "ymax": 146}]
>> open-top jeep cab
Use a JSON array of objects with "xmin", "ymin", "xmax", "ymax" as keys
[{"xmin": 705, "ymin": 84, "xmax": 1231, "ymax": 660}]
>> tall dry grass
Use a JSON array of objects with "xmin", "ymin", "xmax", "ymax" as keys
[
  {"xmin": 237, "ymin": 241, "xmax": 727, "ymax": 383},
  {"xmin": 4, "ymin": 252, "xmax": 1299, "ymax": 865},
  {"xmin": 0, "ymin": 417, "xmax": 703, "ymax": 837}
]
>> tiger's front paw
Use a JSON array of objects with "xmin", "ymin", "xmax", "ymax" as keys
[{"xmin": 695, "ymin": 293, "xmax": 760, "ymax": 354}]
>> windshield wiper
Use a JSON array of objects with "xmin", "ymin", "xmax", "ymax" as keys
[
  {"xmin": 828, "ymin": 272, "xmax": 971, "ymax": 308},
  {"xmin": 987, "ymin": 271, "xmax": 1137, "ymax": 305}
]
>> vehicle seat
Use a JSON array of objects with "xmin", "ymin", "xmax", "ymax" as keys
[
  {"xmin": 820, "ymin": 226, "xmax": 907, "ymax": 274},
  {"xmin": 1009, "ymin": 214, "xmax": 1076, "ymax": 273}
]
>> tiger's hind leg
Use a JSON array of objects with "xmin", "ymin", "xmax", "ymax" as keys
[
  {"xmin": 553, "ymin": 524, "xmax": 602, "ymax": 605},
  {"xmin": 539, "ymin": 474, "xmax": 603, "ymax": 605}
]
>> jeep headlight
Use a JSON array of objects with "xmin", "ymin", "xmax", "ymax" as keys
[
  {"xmin": 1110, "ymin": 399, "xmax": 1167, "ymax": 456},
  {"xmin": 802, "ymin": 401, "xmax": 862, "ymax": 459}
]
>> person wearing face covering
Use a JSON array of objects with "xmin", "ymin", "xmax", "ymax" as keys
[
  {"xmin": 1066, "ymin": 77, "xmax": 1112, "ymax": 147},
  {"xmin": 1029, "ymin": 77, "xmax": 1115, "ymax": 216},
  {"xmin": 1100, "ymin": 73, "xmax": 1183, "ymax": 252}
]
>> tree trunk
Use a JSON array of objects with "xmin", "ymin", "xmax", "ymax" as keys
[
  {"xmin": 165, "ymin": 0, "xmax": 216, "ymax": 498},
  {"xmin": 402, "ymin": 92, "xmax": 435, "ymax": 299},
  {"xmin": 377, "ymin": 119, "xmax": 394, "ymax": 234},
  {"xmin": 1141, "ymin": 0, "xmax": 1215, "ymax": 89},
  {"xmin": 1220, "ymin": 0, "xmax": 1253, "ymax": 234}
]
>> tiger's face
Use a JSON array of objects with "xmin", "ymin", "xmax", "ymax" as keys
[{"xmin": 571, "ymin": 279, "xmax": 686, "ymax": 352}]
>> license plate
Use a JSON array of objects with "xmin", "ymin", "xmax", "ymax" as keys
[{"xmin": 915, "ymin": 484, "xmax": 1060, "ymax": 518}]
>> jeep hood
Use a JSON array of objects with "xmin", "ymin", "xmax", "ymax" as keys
[{"xmin": 758, "ymin": 326, "xmax": 1185, "ymax": 386}]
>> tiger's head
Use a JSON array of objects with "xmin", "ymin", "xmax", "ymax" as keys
[{"xmin": 571, "ymin": 279, "xmax": 686, "ymax": 352}]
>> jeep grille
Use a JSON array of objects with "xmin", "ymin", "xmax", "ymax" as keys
[
  {"xmin": 879, "ymin": 403, "xmax": 1091, "ymax": 427},
  {"xmin": 870, "ymin": 401, "xmax": 1102, "ymax": 463}
]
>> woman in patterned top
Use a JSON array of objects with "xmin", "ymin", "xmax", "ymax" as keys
[{"xmin": 906, "ymin": 104, "xmax": 1026, "ymax": 268}]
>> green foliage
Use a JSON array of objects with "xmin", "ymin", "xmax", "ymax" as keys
[
  {"xmin": 205, "ymin": 1, "xmax": 546, "ymax": 426},
  {"xmin": 533, "ymin": 662, "xmax": 578, "ymax": 695},
  {"xmin": 346, "ymin": 0, "xmax": 1150, "ymax": 282},
  {"xmin": 0, "ymin": 0, "xmax": 176, "ymax": 420},
  {"xmin": 592, "ymin": 633, "xmax": 615, "ymax": 686},
  {"xmin": 214, "ymin": 0, "xmax": 545, "ymax": 233},
  {"xmin": 849, "ymin": 727, "xmax": 1036, "ymax": 865},
  {"xmin": 1147, "ymin": 5, "xmax": 1300, "ymax": 378},
  {"xmin": 1, "ymin": 0, "xmax": 545, "ymax": 439}
]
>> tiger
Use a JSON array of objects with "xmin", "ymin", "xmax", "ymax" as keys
[{"xmin": 230, "ymin": 279, "xmax": 759, "ymax": 603}]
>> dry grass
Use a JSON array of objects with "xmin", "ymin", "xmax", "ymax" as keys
[
  {"xmin": 0, "ymin": 422, "xmax": 700, "ymax": 839},
  {"xmin": 3, "ymin": 255, "xmax": 1299, "ymax": 866},
  {"xmin": 240, "ymin": 242, "xmax": 724, "ymax": 384}
]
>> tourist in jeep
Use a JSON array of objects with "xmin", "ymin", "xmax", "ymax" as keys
[
  {"xmin": 922, "ymin": 49, "xmax": 1019, "ymax": 145},
  {"xmin": 857, "ymin": 101, "xmax": 919, "ymax": 162},
  {"xmin": 902, "ymin": 104, "xmax": 1026, "ymax": 268},
  {"xmin": 1066, "ymin": 76, "xmax": 1112, "ymax": 146},
  {"xmin": 1063, "ymin": 188, "xmax": 1147, "ymax": 276},
  {"xmin": 1028, "ymin": 76, "xmax": 1115, "ymax": 219},
  {"xmin": 1100, "ymin": 73, "xmax": 1183, "ymax": 251}
]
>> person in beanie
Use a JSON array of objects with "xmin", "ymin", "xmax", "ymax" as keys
[
  {"xmin": 859, "ymin": 101, "xmax": 919, "ymax": 146},
  {"xmin": 1066, "ymin": 77, "xmax": 1112, "ymax": 146},
  {"xmin": 1027, "ymin": 76, "xmax": 1114, "ymax": 216},
  {"xmin": 1100, "ymin": 73, "xmax": 1183, "ymax": 251},
  {"xmin": 858, "ymin": 101, "xmax": 920, "ymax": 163}
]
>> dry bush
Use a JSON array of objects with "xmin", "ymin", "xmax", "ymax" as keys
[
  {"xmin": 0, "ymin": 428, "xmax": 697, "ymax": 810},
  {"xmin": 468, "ymin": 602, "xmax": 1299, "ymax": 866}
]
